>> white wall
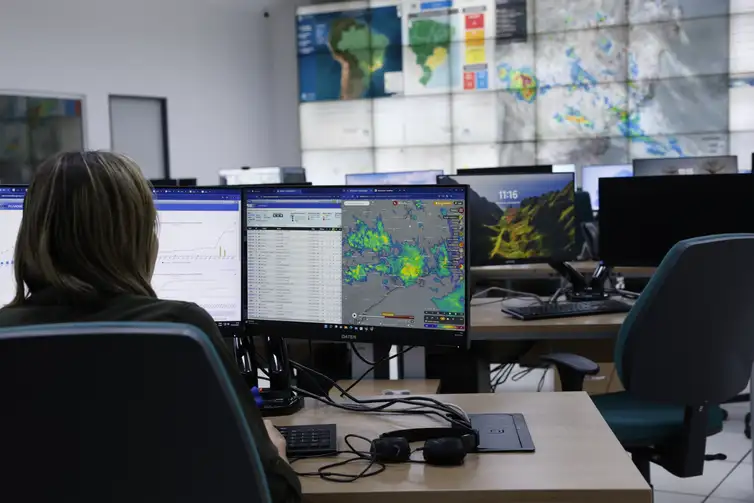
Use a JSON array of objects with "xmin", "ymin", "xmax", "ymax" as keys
[{"xmin": 0, "ymin": 0, "xmax": 289, "ymax": 184}]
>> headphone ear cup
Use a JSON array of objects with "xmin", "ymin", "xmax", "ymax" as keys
[
  {"xmin": 422, "ymin": 437, "xmax": 467, "ymax": 466},
  {"xmin": 371, "ymin": 437, "xmax": 411, "ymax": 463}
]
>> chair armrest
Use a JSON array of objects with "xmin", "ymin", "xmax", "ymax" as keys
[{"xmin": 541, "ymin": 353, "xmax": 600, "ymax": 392}]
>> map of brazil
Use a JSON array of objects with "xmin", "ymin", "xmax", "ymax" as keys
[{"xmin": 342, "ymin": 200, "xmax": 465, "ymax": 329}]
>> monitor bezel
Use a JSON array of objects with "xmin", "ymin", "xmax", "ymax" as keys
[
  {"xmin": 456, "ymin": 165, "xmax": 552, "ymax": 175},
  {"xmin": 241, "ymin": 184, "xmax": 470, "ymax": 349},
  {"xmin": 345, "ymin": 170, "xmax": 445, "ymax": 186},
  {"xmin": 153, "ymin": 186, "xmax": 244, "ymax": 337},
  {"xmin": 439, "ymin": 172, "xmax": 579, "ymax": 266},
  {"xmin": 632, "ymin": 155, "xmax": 738, "ymax": 177}
]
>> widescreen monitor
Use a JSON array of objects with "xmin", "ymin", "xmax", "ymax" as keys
[
  {"xmin": 243, "ymin": 185, "xmax": 468, "ymax": 347},
  {"xmin": 345, "ymin": 170, "xmax": 443, "ymax": 185},
  {"xmin": 599, "ymin": 174, "xmax": 754, "ymax": 267},
  {"xmin": 152, "ymin": 187, "xmax": 242, "ymax": 335},
  {"xmin": 0, "ymin": 186, "xmax": 25, "ymax": 306},
  {"xmin": 457, "ymin": 165, "xmax": 552, "ymax": 175},
  {"xmin": 581, "ymin": 164, "xmax": 633, "ymax": 211},
  {"xmin": 438, "ymin": 173, "xmax": 577, "ymax": 266},
  {"xmin": 633, "ymin": 156, "xmax": 738, "ymax": 177}
]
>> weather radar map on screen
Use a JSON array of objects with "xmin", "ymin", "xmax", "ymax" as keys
[
  {"xmin": 342, "ymin": 192, "xmax": 465, "ymax": 329},
  {"xmin": 297, "ymin": 0, "xmax": 746, "ymax": 184},
  {"xmin": 440, "ymin": 173, "xmax": 576, "ymax": 265}
]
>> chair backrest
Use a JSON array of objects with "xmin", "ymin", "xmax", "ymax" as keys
[
  {"xmin": 616, "ymin": 234, "xmax": 754, "ymax": 406},
  {"xmin": 0, "ymin": 322, "xmax": 272, "ymax": 503}
]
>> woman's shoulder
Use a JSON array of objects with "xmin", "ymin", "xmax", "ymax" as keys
[{"xmin": 107, "ymin": 295, "xmax": 220, "ymax": 337}]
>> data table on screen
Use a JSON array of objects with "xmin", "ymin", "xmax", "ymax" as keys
[
  {"xmin": 151, "ymin": 190, "xmax": 242, "ymax": 323},
  {"xmin": 246, "ymin": 201, "xmax": 342, "ymax": 324}
]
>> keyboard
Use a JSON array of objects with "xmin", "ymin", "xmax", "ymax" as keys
[
  {"xmin": 276, "ymin": 424, "xmax": 338, "ymax": 458},
  {"xmin": 501, "ymin": 299, "xmax": 632, "ymax": 321}
]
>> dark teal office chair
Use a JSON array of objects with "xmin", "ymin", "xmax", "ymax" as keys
[
  {"xmin": 0, "ymin": 322, "xmax": 272, "ymax": 503},
  {"xmin": 543, "ymin": 234, "xmax": 754, "ymax": 484}
]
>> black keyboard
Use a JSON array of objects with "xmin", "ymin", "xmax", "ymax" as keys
[
  {"xmin": 276, "ymin": 424, "xmax": 338, "ymax": 458},
  {"xmin": 502, "ymin": 299, "xmax": 632, "ymax": 321}
]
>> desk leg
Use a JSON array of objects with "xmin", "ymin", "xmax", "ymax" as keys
[{"xmin": 426, "ymin": 345, "xmax": 491, "ymax": 393}]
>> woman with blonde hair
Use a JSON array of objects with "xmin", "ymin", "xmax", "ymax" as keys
[{"xmin": 0, "ymin": 151, "xmax": 301, "ymax": 503}]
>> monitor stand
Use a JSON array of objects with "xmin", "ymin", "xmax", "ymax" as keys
[
  {"xmin": 239, "ymin": 335, "xmax": 303, "ymax": 417},
  {"xmin": 548, "ymin": 261, "xmax": 610, "ymax": 302}
]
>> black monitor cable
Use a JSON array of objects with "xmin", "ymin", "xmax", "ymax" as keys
[
  {"xmin": 342, "ymin": 344, "xmax": 415, "ymax": 397},
  {"xmin": 291, "ymin": 360, "xmax": 471, "ymax": 428},
  {"xmin": 289, "ymin": 434, "xmax": 386, "ymax": 483}
]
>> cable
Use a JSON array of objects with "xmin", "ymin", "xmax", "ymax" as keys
[
  {"xmin": 342, "ymin": 345, "xmax": 415, "ymax": 397},
  {"xmin": 471, "ymin": 286, "xmax": 545, "ymax": 305},
  {"xmin": 349, "ymin": 342, "xmax": 376, "ymax": 366},
  {"xmin": 289, "ymin": 434, "xmax": 385, "ymax": 482},
  {"xmin": 292, "ymin": 361, "xmax": 470, "ymax": 426},
  {"xmin": 291, "ymin": 361, "xmax": 471, "ymax": 428}
]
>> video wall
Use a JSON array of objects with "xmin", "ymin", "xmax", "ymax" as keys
[{"xmin": 297, "ymin": 0, "xmax": 754, "ymax": 185}]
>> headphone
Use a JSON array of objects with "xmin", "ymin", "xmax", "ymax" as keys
[{"xmin": 371, "ymin": 427, "xmax": 479, "ymax": 466}]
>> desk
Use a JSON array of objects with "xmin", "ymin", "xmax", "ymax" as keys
[
  {"xmin": 472, "ymin": 262, "xmax": 655, "ymax": 281},
  {"xmin": 427, "ymin": 302, "xmax": 628, "ymax": 393},
  {"xmin": 277, "ymin": 392, "xmax": 651, "ymax": 503}
]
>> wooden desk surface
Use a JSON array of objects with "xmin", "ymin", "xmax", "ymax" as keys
[
  {"xmin": 470, "ymin": 301, "xmax": 628, "ymax": 340},
  {"xmin": 472, "ymin": 261, "xmax": 655, "ymax": 280},
  {"xmin": 275, "ymin": 393, "xmax": 650, "ymax": 503}
]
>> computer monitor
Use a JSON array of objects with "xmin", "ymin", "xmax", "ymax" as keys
[
  {"xmin": 152, "ymin": 187, "xmax": 243, "ymax": 335},
  {"xmin": 438, "ymin": 173, "xmax": 577, "ymax": 266},
  {"xmin": 243, "ymin": 185, "xmax": 468, "ymax": 347},
  {"xmin": 0, "ymin": 186, "xmax": 25, "ymax": 306},
  {"xmin": 633, "ymin": 156, "xmax": 738, "ymax": 177},
  {"xmin": 599, "ymin": 174, "xmax": 754, "ymax": 267},
  {"xmin": 457, "ymin": 165, "xmax": 552, "ymax": 175},
  {"xmin": 149, "ymin": 178, "xmax": 197, "ymax": 187},
  {"xmin": 345, "ymin": 170, "xmax": 444, "ymax": 186},
  {"xmin": 581, "ymin": 164, "xmax": 633, "ymax": 211}
]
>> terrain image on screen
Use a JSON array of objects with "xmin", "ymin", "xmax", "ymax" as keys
[{"xmin": 441, "ymin": 173, "xmax": 576, "ymax": 264}]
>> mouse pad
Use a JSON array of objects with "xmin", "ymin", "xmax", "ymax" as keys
[{"xmin": 469, "ymin": 413, "xmax": 535, "ymax": 452}]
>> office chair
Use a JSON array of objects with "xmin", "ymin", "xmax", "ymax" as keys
[
  {"xmin": 0, "ymin": 322, "xmax": 272, "ymax": 503},
  {"xmin": 542, "ymin": 234, "xmax": 754, "ymax": 485}
]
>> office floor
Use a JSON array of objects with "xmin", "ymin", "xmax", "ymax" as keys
[{"xmin": 496, "ymin": 367, "xmax": 753, "ymax": 502}]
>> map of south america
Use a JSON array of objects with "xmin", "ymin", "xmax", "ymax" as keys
[{"xmin": 329, "ymin": 18, "xmax": 390, "ymax": 100}]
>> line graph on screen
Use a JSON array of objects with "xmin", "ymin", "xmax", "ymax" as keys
[{"xmin": 151, "ymin": 210, "xmax": 242, "ymax": 321}]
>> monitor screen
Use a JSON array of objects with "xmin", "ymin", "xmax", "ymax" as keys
[
  {"xmin": 633, "ymin": 156, "xmax": 738, "ymax": 177},
  {"xmin": 599, "ymin": 174, "xmax": 754, "ymax": 267},
  {"xmin": 581, "ymin": 164, "xmax": 633, "ymax": 210},
  {"xmin": 345, "ymin": 170, "xmax": 443, "ymax": 186},
  {"xmin": 457, "ymin": 165, "xmax": 552, "ymax": 175},
  {"xmin": 438, "ymin": 173, "xmax": 577, "ymax": 266},
  {"xmin": 152, "ymin": 188, "xmax": 242, "ymax": 332},
  {"xmin": 243, "ymin": 185, "xmax": 468, "ymax": 347},
  {"xmin": 0, "ymin": 186, "xmax": 25, "ymax": 306}
]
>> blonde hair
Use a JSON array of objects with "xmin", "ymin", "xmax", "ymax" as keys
[{"xmin": 9, "ymin": 151, "xmax": 158, "ymax": 305}]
